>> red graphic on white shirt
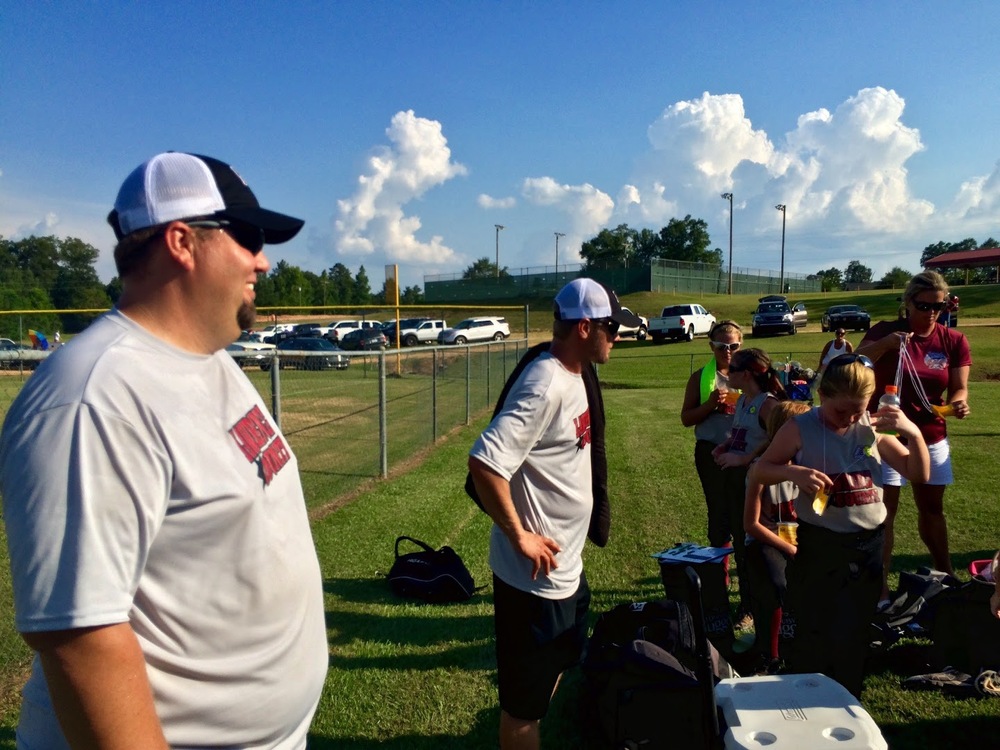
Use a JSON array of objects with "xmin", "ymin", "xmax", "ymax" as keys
[
  {"xmin": 229, "ymin": 404, "xmax": 290, "ymax": 486},
  {"xmin": 574, "ymin": 409, "xmax": 592, "ymax": 450}
]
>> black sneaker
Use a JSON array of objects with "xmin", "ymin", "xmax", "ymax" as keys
[{"xmin": 903, "ymin": 666, "xmax": 976, "ymax": 696}]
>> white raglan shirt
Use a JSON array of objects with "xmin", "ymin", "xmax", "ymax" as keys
[
  {"xmin": 0, "ymin": 310, "xmax": 327, "ymax": 749},
  {"xmin": 470, "ymin": 352, "xmax": 593, "ymax": 599}
]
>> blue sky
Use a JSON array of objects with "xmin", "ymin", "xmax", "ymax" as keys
[{"xmin": 3, "ymin": 2, "xmax": 999, "ymax": 289}]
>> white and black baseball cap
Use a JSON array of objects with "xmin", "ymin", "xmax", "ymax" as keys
[
  {"xmin": 108, "ymin": 152, "xmax": 304, "ymax": 244},
  {"xmin": 553, "ymin": 278, "xmax": 641, "ymax": 327}
]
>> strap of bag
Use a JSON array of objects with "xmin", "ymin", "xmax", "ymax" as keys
[{"xmin": 395, "ymin": 535, "xmax": 436, "ymax": 558}]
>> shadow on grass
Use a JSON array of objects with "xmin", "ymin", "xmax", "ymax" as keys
[
  {"xmin": 889, "ymin": 549, "xmax": 998, "ymax": 578},
  {"xmin": 308, "ymin": 706, "xmax": 498, "ymax": 749},
  {"xmin": 881, "ymin": 715, "xmax": 1000, "ymax": 750}
]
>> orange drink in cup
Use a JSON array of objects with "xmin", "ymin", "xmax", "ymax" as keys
[
  {"xmin": 812, "ymin": 486, "xmax": 829, "ymax": 515},
  {"xmin": 931, "ymin": 404, "xmax": 955, "ymax": 418},
  {"xmin": 777, "ymin": 522, "xmax": 798, "ymax": 546},
  {"xmin": 722, "ymin": 389, "xmax": 740, "ymax": 406}
]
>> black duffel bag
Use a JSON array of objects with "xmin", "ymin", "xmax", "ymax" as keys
[{"xmin": 387, "ymin": 536, "xmax": 477, "ymax": 603}]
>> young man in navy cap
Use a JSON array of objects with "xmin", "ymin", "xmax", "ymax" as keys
[
  {"xmin": 0, "ymin": 153, "xmax": 327, "ymax": 749},
  {"xmin": 469, "ymin": 278, "xmax": 638, "ymax": 749}
]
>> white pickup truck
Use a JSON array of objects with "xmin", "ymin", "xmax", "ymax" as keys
[
  {"xmin": 394, "ymin": 318, "xmax": 447, "ymax": 347},
  {"xmin": 647, "ymin": 304, "xmax": 717, "ymax": 343}
]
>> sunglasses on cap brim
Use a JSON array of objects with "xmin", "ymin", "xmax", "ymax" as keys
[{"xmin": 186, "ymin": 218, "xmax": 266, "ymax": 255}]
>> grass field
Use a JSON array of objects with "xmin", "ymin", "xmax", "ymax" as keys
[{"xmin": 1, "ymin": 289, "xmax": 999, "ymax": 748}]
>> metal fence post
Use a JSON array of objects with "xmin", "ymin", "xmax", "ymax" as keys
[
  {"xmin": 465, "ymin": 346, "xmax": 471, "ymax": 425},
  {"xmin": 270, "ymin": 354, "xmax": 281, "ymax": 429},
  {"xmin": 486, "ymin": 343, "xmax": 492, "ymax": 405},
  {"xmin": 379, "ymin": 350, "xmax": 388, "ymax": 478},
  {"xmin": 432, "ymin": 348, "xmax": 438, "ymax": 442}
]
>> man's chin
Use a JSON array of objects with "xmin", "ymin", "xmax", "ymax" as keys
[{"xmin": 237, "ymin": 302, "xmax": 257, "ymax": 332}]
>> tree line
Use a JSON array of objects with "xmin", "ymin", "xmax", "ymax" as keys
[
  {"xmin": 812, "ymin": 236, "xmax": 999, "ymax": 292},
  {"xmin": 0, "ymin": 235, "xmax": 424, "ymax": 338}
]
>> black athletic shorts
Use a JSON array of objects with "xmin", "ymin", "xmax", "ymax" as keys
[{"xmin": 493, "ymin": 572, "xmax": 591, "ymax": 721}]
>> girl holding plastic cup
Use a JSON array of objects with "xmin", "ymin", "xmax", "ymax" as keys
[
  {"xmin": 681, "ymin": 321, "xmax": 743, "ymax": 560},
  {"xmin": 752, "ymin": 354, "xmax": 929, "ymax": 696}
]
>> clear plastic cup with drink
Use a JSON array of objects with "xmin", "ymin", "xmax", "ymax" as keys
[{"xmin": 777, "ymin": 522, "xmax": 798, "ymax": 546}]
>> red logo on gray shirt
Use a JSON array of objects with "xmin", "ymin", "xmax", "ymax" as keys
[{"xmin": 229, "ymin": 405, "xmax": 291, "ymax": 485}]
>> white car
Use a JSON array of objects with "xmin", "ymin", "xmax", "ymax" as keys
[
  {"xmin": 226, "ymin": 341, "xmax": 275, "ymax": 368},
  {"xmin": 249, "ymin": 324, "xmax": 295, "ymax": 342},
  {"xmin": 325, "ymin": 320, "xmax": 362, "ymax": 341},
  {"xmin": 438, "ymin": 317, "xmax": 511, "ymax": 345},
  {"xmin": 616, "ymin": 307, "xmax": 649, "ymax": 340}
]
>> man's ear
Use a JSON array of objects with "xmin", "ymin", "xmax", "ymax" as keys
[
  {"xmin": 577, "ymin": 319, "xmax": 594, "ymax": 340},
  {"xmin": 161, "ymin": 221, "xmax": 198, "ymax": 271}
]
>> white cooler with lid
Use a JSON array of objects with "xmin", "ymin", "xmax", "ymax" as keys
[{"xmin": 715, "ymin": 673, "xmax": 887, "ymax": 749}]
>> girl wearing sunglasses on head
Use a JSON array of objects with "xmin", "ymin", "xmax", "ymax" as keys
[
  {"xmin": 752, "ymin": 354, "xmax": 929, "ymax": 697},
  {"xmin": 680, "ymin": 321, "xmax": 744, "ymax": 581},
  {"xmin": 856, "ymin": 271, "xmax": 972, "ymax": 606},
  {"xmin": 709, "ymin": 347, "xmax": 788, "ymax": 628}
]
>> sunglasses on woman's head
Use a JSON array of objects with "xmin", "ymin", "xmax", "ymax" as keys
[
  {"xmin": 913, "ymin": 301, "xmax": 946, "ymax": 313},
  {"xmin": 711, "ymin": 341, "xmax": 740, "ymax": 352},
  {"xmin": 826, "ymin": 353, "xmax": 874, "ymax": 371}
]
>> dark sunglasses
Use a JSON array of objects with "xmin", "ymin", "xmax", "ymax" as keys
[
  {"xmin": 711, "ymin": 341, "xmax": 741, "ymax": 352},
  {"xmin": 594, "ymin": 319, "xmax": 620, "ymax": 337},
  {"xmin": 827, "ymin": 353, "xmax": 874, "ymax": 370},
  {"xmin": 912, "ymin": 301, "xmax": 946, "ymax": 313},
  {"xmin": 187, "ymin": 219, "xmax": 266, "ymax": 255}
]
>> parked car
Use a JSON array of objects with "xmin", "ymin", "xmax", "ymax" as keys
[
  {"xmin": 325, "ymin": 320, "xmax": 362, "ymax": 342},
  {"xmin": 272, "ymin": 337, "xmax": 349, "ymax": 371},
  {"xmin": 751, "ymin": 297, "xmax": 798, "ymax": 337},
  {"xmin": 647, "ymin": 304, "xmax": 716, "ymax": 342},
  {"xmin": 339, "ymin": 327, "xmax": 388, "ymax": 351},
  {"xmin": 226, "ymin": 341, "xmax": 275, "ymax": 368},
  {"xmin": 821, "ymin": 304, "xmax": 871, "ymax": 332},
  {"xmin": 758, "ymin": 295, "xmax": 807, "ymax": 329},
  {"xmin": 617, "ymin": 307, "xmax": 649, "ymax": 340},
  {"xmin": 438, "ymin": 317, "xmax": 510, "ymax": 345},
  {"xmin": 291, "ymin": 322, "xmax": 332, "ymax": 338},
  {"xmin": 249, "ymin": 323, "xmax": 295, "ymax": 343}
]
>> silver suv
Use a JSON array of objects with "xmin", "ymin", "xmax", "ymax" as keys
[{"xmin": 438, "ymin": 317, "xmax": 510, "ymax": 345}]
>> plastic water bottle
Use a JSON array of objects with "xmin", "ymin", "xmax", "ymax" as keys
[{"xmin": 877, "ymin": 385, "xmax": 900, "ymax": 436}]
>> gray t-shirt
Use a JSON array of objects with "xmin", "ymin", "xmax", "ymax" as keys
[
  {"xmin": 470, "ymin": 352, "xmax": 592, "ymax": 599},
  {"xmin": 794, "ymin": 408, "xmax": 886, "ymax": 532},
  {"xmin": 0, "ymin": 310, "xmax": 327, "ymax": 749}
]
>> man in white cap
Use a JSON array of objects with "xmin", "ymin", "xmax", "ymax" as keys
[
  {"xmin": 0, "ymin": 153, "xmax": 327, "ymax": 749},
  {"xmin": 469, "ymin": 278, "xmax": 638, "ymax": 749}
]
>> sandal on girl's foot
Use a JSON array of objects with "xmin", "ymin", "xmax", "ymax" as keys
[{"xmin": 976, "ymin": 670, "xmax": 1000, "ymax": 697}]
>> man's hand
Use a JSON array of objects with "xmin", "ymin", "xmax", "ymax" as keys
[{"xmin": 514, "ymin": 531, "xmax": 562, "ymax": 580}]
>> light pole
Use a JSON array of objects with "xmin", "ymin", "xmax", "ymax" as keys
[
  {"xmin": 554, "ymin": 232, "xmax": 565, "ymax": 272},
  {"xmin": 494, "ymin": 224, "xmax": 505, "ymax": 278},
  {"xmin": 721, "ymin": 192, "xmax": 734, "ymax": 295},
  {"xmin": 775, "ymin": 204, "xmax": 787, "ymax": 294}
]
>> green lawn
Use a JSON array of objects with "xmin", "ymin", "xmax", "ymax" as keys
[
  {"xmin": 304, "ymin": 327, "xmax": 1000, "ymax": 749},
  {"xmin": 1, "ymin": 318, "xmax": 999, "ymax": 748}
]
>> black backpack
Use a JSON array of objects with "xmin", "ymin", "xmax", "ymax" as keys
[
  {"xmin": 387, "ymin": 536, "xmax": 477, "ymax": 603},
  {"xmin": 583, "ymin": 584, "xmax": 725, "ymax": 750}
]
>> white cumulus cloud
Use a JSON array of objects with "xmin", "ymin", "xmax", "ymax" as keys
[
  {"xmin": 521, "ymin": 177, "xmax": 614, "ymax": 236},
  {"xmin": 618, "ymin": 87, "xmax": 936, "ymax": 252},
  {"xmin": 13, "ymin": 212, "xmax": 60, "ymax": 238},
  {"xmin": 477, "ymin": 193, "xmax": 516, "ymax": 209},
  {"xmin": 334, "ymin": 110, "xmax": 468, "ymax": 264}
]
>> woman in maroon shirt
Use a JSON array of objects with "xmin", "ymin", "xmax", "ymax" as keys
[{"xmin": 857, "ymin": 271, "xmax": 971, "ymax": 604}]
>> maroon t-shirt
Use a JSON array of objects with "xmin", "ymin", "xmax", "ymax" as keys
[{"xmin": 862, "ymin": 320, "xmax": 972, "ymax": 445}]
